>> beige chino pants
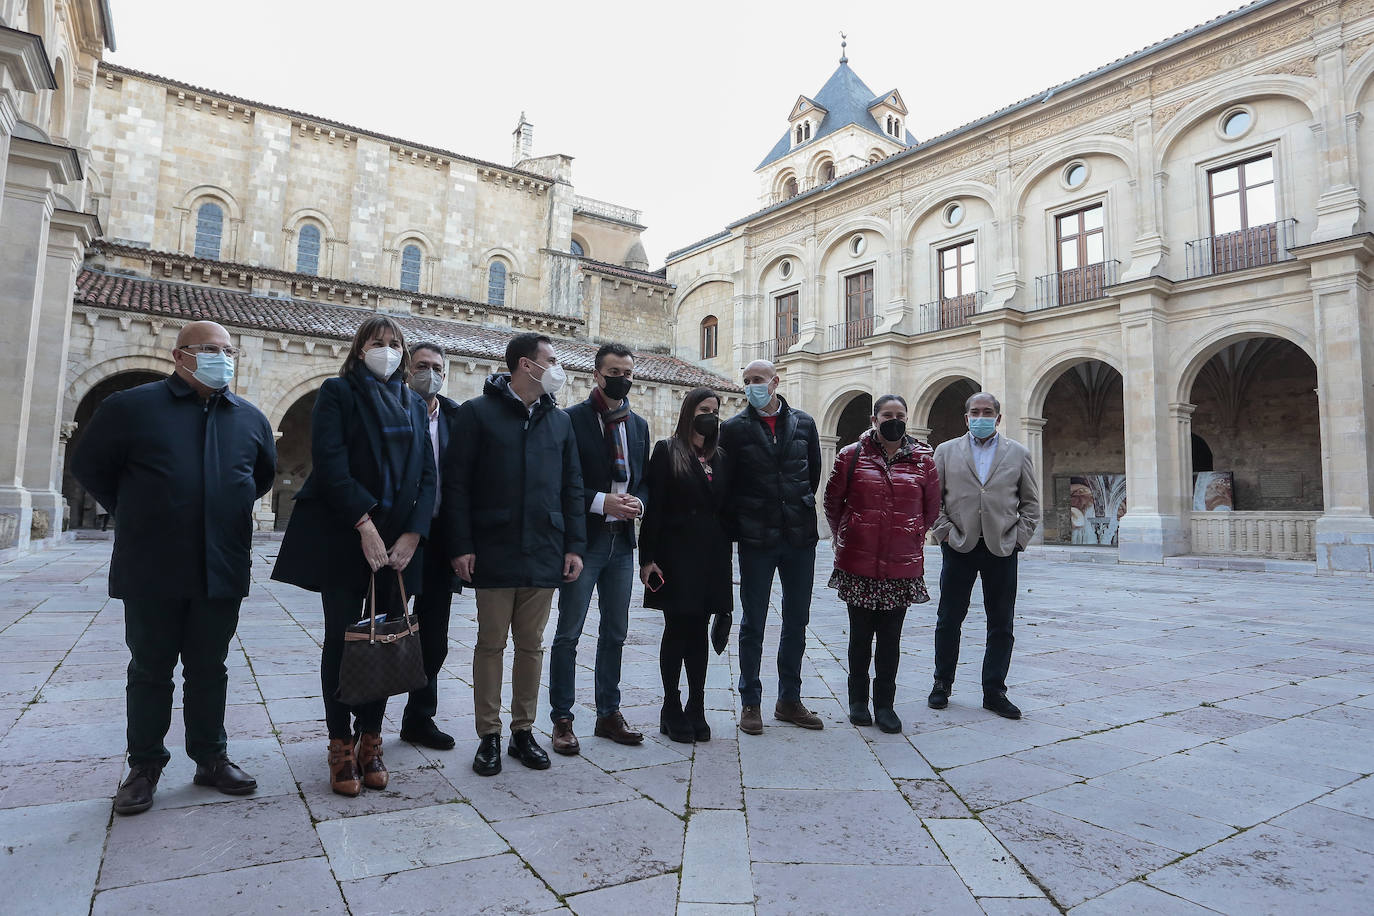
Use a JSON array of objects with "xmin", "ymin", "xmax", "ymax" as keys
[{"xmin": 473, "ymin": 587, "xmax": 555, "ymax": 736}]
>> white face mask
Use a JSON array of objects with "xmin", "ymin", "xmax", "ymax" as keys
[
  {"xmin": 364, "ymin": 345, "xmax": 401, "ymax": 380},
  {"xmin": 531, "ymin": 360, "xmax": 566, "ymax": 396}
]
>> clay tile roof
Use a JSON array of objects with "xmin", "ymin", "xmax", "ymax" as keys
[
  {"xmin": 75, "ymin": 269, "xmax": 739, "ymax": 392},
  {"xmin": 576, "ymin": 257, "xmax": 674, "ymax": 287}
]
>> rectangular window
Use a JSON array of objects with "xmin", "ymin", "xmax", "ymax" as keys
[
  {"xmin": 843, "ymin": 270, "xmax": 874, "ymax": 347},
  {"xmin": 700, "ymin": 319, "xmax": 718, "ymax": 359},
  {"xmin": 1208, "ymin": 154, "xmax": 1278, "ymax": 272},
  {"xmin": 1055, "ymin": 204, "xmax": 1106, "ymax": 305},
  {"xmin": 939, "ymin": 241, "xmax": 977, "ymax": 329},
  {"xmin": 775, "ymin": 291, "xmax": 799, "ymax": 350}
]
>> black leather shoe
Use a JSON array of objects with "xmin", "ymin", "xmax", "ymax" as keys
[
  {"xmin": 928, "ymin": 679, "xmax": 951, "ymax": 709},
  {"xmin": 660, "ymin": 705, "xmax": 694, "ymax": 743},
  {"xmin": 875, "ymin": 707, "xmax": 903, "ymax": 734},
  {"xmin": 849, "ymin": 702, "xmax": 873, "ymax": 726},
  {"xmin": 114, "ymin": 764, "xmax": 162, "ymax": 815},
  {"xmin": 401, "ymin": 718, "xmax": 456, "ymax": 751},
  {"xmin": 983, "ymin": 693, "xmax": 1022, "ymax": 719},
  {"xmin": 507, "ymin": 729, "xmax": 551, "ymax": 770},
  {"xmin": 472, "ymin": 733, "xmax": 502, "ymax": 777},
  {"xmin": 193, "ymin": 757, "xmax": 257, "ymax": 795}
]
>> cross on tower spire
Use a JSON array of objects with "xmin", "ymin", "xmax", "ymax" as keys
[{"xmin": 840, "ymin": 31, "xmax": 848, "ymax": 64}]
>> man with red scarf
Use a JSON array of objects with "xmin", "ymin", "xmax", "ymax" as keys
[{"xmin": 548, "ymin": 343, "xmax": 652, "ymax": 753}]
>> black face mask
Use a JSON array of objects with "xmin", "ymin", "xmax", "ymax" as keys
[
  {"xmin": 878, "ymin": 418, "xmax": 906, "ymax": 442},
  {"xmin": 692, "ymin": 413, "xmax": 720, "ymax": 435},
  {"xmin": 601, "ymin": 375, "xmax": 632, "ymax": 401}
]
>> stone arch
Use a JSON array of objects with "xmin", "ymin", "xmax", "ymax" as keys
[
  {"xmin": 1173, "ymin": 320, "xmax": 1316, "ymax": 407},
  {"xmin": 673, "ymin": 272, "xmax": 735, "ymax": 316},
  {"xmin": 806, "ymin": 149, "xmax": 836, "ymax": 185},
  {"xmin": 820, "ymin": 387, "xmax": 872, "ymax": 436},
  {"xmin": 1153, "ymin": 76, "xmax": 1321, "ymax": 168},
  {"xmin": 49, "ymin": 53, "xmax": 69, "ymax": 140},
  {"xmin": 1026, "ymin": 347, "xmax": 1126, "ymax": 420},
  {"xmin": 902, "ymin": 181, "xmax": 998, "ymax": 247},
  {"xmin": 1345, "ymin": 41, "xmax": 1374, "ymax": 109},
  {"xmin": 752, "ymin": 244, "xmax": 807, "ymax": 292},
  {"xmin": 816, "ymin": 215, "xmax": 893, "ymax": 264},
  {"xmin": 61, "ymin": 366, "xmax": 167, "ymax": 528},
  {"xmin": 287, "ymin": 206, "xmax": 339, "ymax": 240},
  {"xmin": 263, "ymin": 367, "xmax": 338, "ymax": 430},
  {"xmin": 912, "ymin": 372, "xmax": 982, "ymax": 445},
  {"xmin": 774, "ymin": 169, "xmax": 800, "ymax": 201},
  {"xmin": 178, "ymin": 184, "xmax": 242, "ymax": 222},
  {"xmin": 66, "ymin": 350, "xmax": 175, "ymax": 420},
  {"xmin": 1011, "ymin": 136, "xmax": 1136, "ymax": 213},
  {"xmin": 478, "ymin": 245, "xmax": 523, "ymax": 277}
]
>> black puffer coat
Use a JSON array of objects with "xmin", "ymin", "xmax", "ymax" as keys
[
  {"xmin": 439, "ymin": 373, "xmax": 586, "ymax": 589},
  {"xmin": 719, "ymin": 396, "xmax": 822, "ymax": 549}
]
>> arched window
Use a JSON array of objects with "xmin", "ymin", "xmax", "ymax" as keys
[
  {"xmin": 821, "ymin": 160, "xmax": 835, "ymax": 182},
  {"xmin": 570, "ymin": 239, "xmax": 584, "ymax": 257},
  {"xmin": 803, "ymin": 121, "xmax": 811, "ymax": 140},
  {"xmin": 795, "ymin": 125, "xmax": 803, "ymax": 144},
  {"xmin": 487, "ymin": 259, "xmax": 508, "ymax": 306},
  {"xmin": 296, "ymin": 224, "xmax": 321, "ymax": 276},
  {"xmin": 700, "ymin": 315, "xmax": 718, "ymax": 359},
  {"xmin": 783, "ymin": 176, "xmax": 798, "ymax": 198},
  {"xmin": 194, "ymin": 202, "xmax": 224, "ymax": 260},
  {"xmin": 399, "ymin": 244, "xmax": 422, "ymax": 292}
]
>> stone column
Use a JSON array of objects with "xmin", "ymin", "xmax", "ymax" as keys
[
  {"xmin": 1300, "ymin": 236, "xmax": 1374, "ymax": 574},
  {"xmin": 1023, "ymin": 416, "xmax": 1046, "ymax": 545},
  {"xmin": 974, "ymin": 310, "xmax": 1027, "ymax": 438},
  {"xmin": 819, "ymin": 434, "xmax": 839, "ymax": 539},
  {"xmin": 1170, "ymin": 402, "xmax": 1197, "ymax": 549},
  {"xmin": 1114, "ymin": 276, "xmax": 1187, "ymax": 563},
  {"xmin": 0, "ymin": 135, "xmax": 79, "ymax": 552},
  {"xmin": 21, "ymin": 207, "xmax": 98, "ymax": 546},
  {"xmin": 0, "ymin": 28, "xmax": 53, "ymax": 226}
]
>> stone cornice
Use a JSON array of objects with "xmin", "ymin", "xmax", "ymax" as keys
[
  {"xmin": 0, "ymin": 26, "xmax": 56, "ymax": 92},
  {"xmin": 50, "ymin": 207, "xmax": 101, "ymax": 243},
  {"xmin": 8, "ymin": 136, "xmax": 83, "ymax": 184}
]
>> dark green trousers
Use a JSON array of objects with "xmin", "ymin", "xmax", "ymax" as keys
[{"xmin": 123, "ymin": 597, "xmax": 242, "ymax": 768}]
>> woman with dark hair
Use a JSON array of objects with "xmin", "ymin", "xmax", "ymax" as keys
[
  {"xmin": 823, "ymin": 394, "xmax": 939, "ymax": 734},
  {"xmin": 638, "ymin": 387, "xmax": 733, "ymax": 743},
  {"xmin": 272, "ymin": 315, "xmax": 436, "ymax": 796}
]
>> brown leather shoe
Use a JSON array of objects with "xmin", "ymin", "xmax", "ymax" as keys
[
  {"xmin": 328, "ymin": 738, "xmax": 361, "ymax": 797},
  {"xmin": 551, "ymin": 717, "xmax": 580, "ymax": 756},
  {"xmin": 593, "ymin": 712, "xmax": 644, "ymax": 745},
  {"xmin": 774, "ymin": 699, "xmax": 824, "ymax": 730},
  {"xmin": 739, "ymin": 704, "xmax": 763, "ymax": 736},
  {"xmin": 356, "ymin": 732, "xmax": 388, "ymax": 790}
]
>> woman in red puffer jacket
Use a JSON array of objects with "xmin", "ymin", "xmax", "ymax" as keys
[{"xmin": 824, "ymin": 393, "xmax": 940, "ymax": 734}]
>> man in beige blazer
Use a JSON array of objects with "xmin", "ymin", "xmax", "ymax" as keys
[{"xmin": 927, "ymin": 392, "xmax": 1040, "ymax": 719}]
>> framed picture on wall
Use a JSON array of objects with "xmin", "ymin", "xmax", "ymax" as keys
[
  {"xmin": 1193, "ymin": 471, "xmax": 1235, "ymax": 511},
  {"xmin": 1053, "ymin": 474, "xmax": 1127, "ymax": 545}
]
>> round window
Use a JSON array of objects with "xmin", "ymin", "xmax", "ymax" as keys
[
  {"xmin": 779, "ymin": 259, "xmax": 793, "ymax": 279},
  {"xmin": 945, "ymin": 202, "xmax": 964, "ymax": 226},
  {"xmin": 1222, "ymin": 109, "xmax": 1251, "ymax": 138},
  {"xmin": 850, "ymin": 234, "xmax": 866, "ymax": 256},
  {"xmin": 1065, "ymin": 163, "xmax": 1087, "ymax": 188}
]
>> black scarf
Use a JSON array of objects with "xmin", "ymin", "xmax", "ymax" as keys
[{"xmin": 352, "ymin": 365, "xmax": 413, "ymax": 516}]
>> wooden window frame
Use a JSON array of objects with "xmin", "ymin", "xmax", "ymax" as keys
[
  {"xmin": 1208, "ymin": 153, "xmax": 1275, "ymax": 236},
  {"xmin": 700, "ymin": 316, "xmax": 718, "ymax": 360},
  {"xmin": 775, "ymin": 290, "xmax": 799, "ymax": 349}
]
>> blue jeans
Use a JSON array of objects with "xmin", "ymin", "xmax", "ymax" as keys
[
  {"xmin": 737, "ymin": 542, "xmax": 816, "ymax": 707},
  {"xmin": 549, "ymin": 530, "xmax": 634, "ymax": 722}
]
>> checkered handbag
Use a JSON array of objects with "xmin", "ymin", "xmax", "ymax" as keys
[{"xmin": 335, "ymin": 570, "xmax": 427, "ymax": 706}]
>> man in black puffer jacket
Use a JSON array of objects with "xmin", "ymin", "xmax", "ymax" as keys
[
  {"xmin": 442, "ymin": 333, "xmax": 586, "ymax": 778},
  {"xmin": 719, "ymin": 359, "xmax": 824, "ymax": 736}
]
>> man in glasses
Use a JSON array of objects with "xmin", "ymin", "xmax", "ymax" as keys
[{"xmin": 72, "ymin": 320, "xmax": 277, "ymax": 815}]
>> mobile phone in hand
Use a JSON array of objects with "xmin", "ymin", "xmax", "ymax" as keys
[{"xmin": 646, "ymin": 570, "xmax": 665, "ymax": 592}]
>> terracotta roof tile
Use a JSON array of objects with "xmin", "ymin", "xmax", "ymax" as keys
[
  {"xmin": 576, "ymin": 257, "xmax": 673, "ymax": 287},
  {"xmin": 75, "ymin": 269, "xmax": 739, "ymax": 392}
]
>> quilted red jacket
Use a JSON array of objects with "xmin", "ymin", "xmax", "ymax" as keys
[{"xmin": 824, "ymin": 430, "xmax": 941, "ymax": 580}]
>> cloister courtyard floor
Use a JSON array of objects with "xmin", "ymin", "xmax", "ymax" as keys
[{"xmin": 1, "ymin": 537, "xmax": 1371, "ymax": 914}]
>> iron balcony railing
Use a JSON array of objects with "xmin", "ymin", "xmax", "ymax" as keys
[
  {"xmin": 743, "ymin": 336, "xmax": 798, "ymax": 363},
  {"xmin": 1033, "ymin": 260, "xmax": 1119, "ymax": 310},
  {"xmin": 916, "ymin": 292, "xmax": 982, "ymax": 334},
  {"xmin": 826, "ymin": 314, "xmax": 875, "ymax": 351},
  {"xmin": 1184, "ymin": 219, "xmax": 1295, "ymax": 279}
]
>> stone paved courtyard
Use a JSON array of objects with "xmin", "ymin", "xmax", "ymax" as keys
[{"xmin": 1, "ymin": 538, "xmax": 1372, "ymax": 914}]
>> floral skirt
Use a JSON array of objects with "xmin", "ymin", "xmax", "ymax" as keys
[{"xmin": 827, "ymin": 568, "xmax": 930, "ymax": 611}]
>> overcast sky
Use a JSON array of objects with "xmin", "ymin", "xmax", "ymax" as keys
[{"xmin": 108, "ymin": 0, "xmax": 1250, "ymax": 262}]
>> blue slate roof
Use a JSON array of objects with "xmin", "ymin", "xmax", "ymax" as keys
[{"xmin": 757, "ymin": 61, "xmax": 915, "ymax": 170}]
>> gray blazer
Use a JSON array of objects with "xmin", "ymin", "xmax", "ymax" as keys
[{"xmin": 929, "ymin": 433, "xmax": 1041, "ymax": 557}]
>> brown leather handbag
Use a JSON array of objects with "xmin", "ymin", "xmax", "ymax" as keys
[{"xmin": 335, "ymin": 570, "xmax": 427, "ymax": 706}]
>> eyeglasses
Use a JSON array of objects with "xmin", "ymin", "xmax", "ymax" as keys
[{"xmin": 179, "ymin": 344, "xmax": 240, "ymax": 358}]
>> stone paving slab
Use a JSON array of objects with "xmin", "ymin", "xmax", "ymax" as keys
[{"xmin": 3, "ymin": 539, "xmax": 1374, "ymax": 912}]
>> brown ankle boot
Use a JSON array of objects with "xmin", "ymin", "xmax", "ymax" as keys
[
  {"xmin": 328, "ymin": 738, "xmax": 361, "ymax": 797},
  {"xmin": 356, "ymin": 732, "xmax": 388, "ymax": 790}
]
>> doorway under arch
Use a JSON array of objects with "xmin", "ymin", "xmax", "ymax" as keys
[
  {"xmin": 1039, "ymin": 360, "xmax": 1125, "ymax": 545},
  {"xmin": 62, "ymin": 370, "xmax": 165, "ymax": 529},
  {"xmin": 273, "ymin": 390, "xmax": 319, "ymax": 531},
  {"xmin": 925, "ymin": 378, "xmax": 980, "ymax": 448},
  {"xmin": 835, "ymin": 393, "xmax": 873, "ymax": 451}
]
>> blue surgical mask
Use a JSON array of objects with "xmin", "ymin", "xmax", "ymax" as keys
[
  {"xmin": 969, "ymin": 416, "xmax": 997, "ymax": 439},
  {"xmin": 745, "ymin": 383, "xmax": 773, "ymax": 410},
  {"xmin": 192, "ymin": 351, "xmax": 234, "ymax": 390}
]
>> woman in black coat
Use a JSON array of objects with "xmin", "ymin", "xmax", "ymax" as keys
[
  {"xmin": 272, "ymin": 315, "xmax": 436, "ymax": 798},
  {"xmin": 639, "ymin": 387, "xmax": 733, "ymax": 743}
]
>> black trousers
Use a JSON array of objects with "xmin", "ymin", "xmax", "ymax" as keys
[
  {"xmin": 847, "ymin": 604, "xmax": 907, "ymax": 709},
  {"xmin": 123, "ymin": 596, "xmax": 242, "ymax": 768},
  {"xmin": 320, "ymin": 582, "xmax": 400, "ymax": 740},
  {"xmin": 933, "ymin": 540, "xmax": 1018, "ymax": 695},
  {"xmin": 660, "ymin": 614, "xmax": 709, "ymax": 707},
  {"xmin": 402, "ymin": 544, "xmax": 454, "ymax": 725}
]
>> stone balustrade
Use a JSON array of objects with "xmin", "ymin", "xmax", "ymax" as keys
[{"xmin": 1189, "ymin": 511, "xmax": 1320, "ymax": 561}]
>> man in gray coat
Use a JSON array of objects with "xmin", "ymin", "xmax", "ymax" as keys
[{"xmin": 926, "ymin": 391, "xmax": 1040, "ymax": 719}]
